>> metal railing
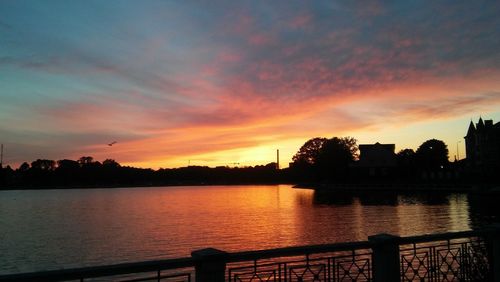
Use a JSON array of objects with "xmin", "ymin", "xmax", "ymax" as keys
[
  {"xmin": 399, "ymin": 231, "xmax": 492, "ymax": 281},
  {"xmin": 0, "ymin": 257, "xmax": 195, "ymax": 282},
  {"xmin": 224, "ymin": 241, "xmax": 373, "ymax": 281},
  {"xmin": 1, "ymin": 226, "xmax": 499, "ymax": 282}
]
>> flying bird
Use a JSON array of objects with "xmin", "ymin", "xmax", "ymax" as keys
[{"xmin": 108, "ymin": 141, "xmax": 117, "ymax": 146}]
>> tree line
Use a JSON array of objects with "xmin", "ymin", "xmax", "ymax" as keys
[
  {"xmin": 0, "ymin": 136, "xmax": 485, "ymax": 189},
  {"xmin": 287, "ymin": 137, "xmax": 452, "ymax": 183},
  {"xmin": 0, "ymin": 156, "xmax": 282, "ymax": 189}
]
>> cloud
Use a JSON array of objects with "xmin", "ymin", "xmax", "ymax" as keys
[
  {"xmin": 391, "ymin": 92, "xmax": 500, "ymax": 121},
  {"xmin": 288, "ymin": 14, "xmax": 312, "ymax": 29},
  {"xmin": 0, "ymin": 126, "xmax": 143, "ymax": 165},
  {"xmin": 2, "ymin": 1, "xmax": 500, "ymax": 168}
]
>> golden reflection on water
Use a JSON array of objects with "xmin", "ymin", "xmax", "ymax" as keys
[
  {"xmin": 0, "ymin": 185, "xmax": 485, "ymax": 274},
  {"xmin": 448, "ymin": 194, "xmax": 471, "ymax": 231}
]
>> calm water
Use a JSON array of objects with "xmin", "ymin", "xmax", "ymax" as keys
[{"xmin": 0, "ymin": 185, "xmax": 498, "ymax": 275}]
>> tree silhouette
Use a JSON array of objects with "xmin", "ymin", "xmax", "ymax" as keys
[
  {"xmin": 415, "ymin": 139, "xmax": 449, "ymax": 169},
  {"xmin": 78, "ymin": 156, "xmax": 94, "ymax": 166},
  {"xmin": 57, "ymin": 159, "xmax": 80, "ymax": 170},
  {"xmin": 18, "ymin": 162, "xmax": 30, "ymax": 172},
  {"xmin": 292, "ymin": 137, "xmax": 328, "ymax": 165},
  {"xmin": 396, "ymin": 148, "xmax": 416, "ymax": 178},
  {"xmin": 397, "ymin": 149, "xmax": 415, "ymax": 166},
  {"xmin": 103, "ymin": 159, "xmax": 120, "ymax": 168},
  {"xmin": 31, "ymin": 159, "xmax": 56, "ymax": 171},
  {"xmin": 0, "ymin": 165, "xmax": 14, "ymax": 185},
  {"xmin": 316, "ymin": 137, "xmax": 358, "ymax": 180},
  {"xmin": 291, "ymin": 136, "xmax": 358, "ymax": 181},
  {"xmin": 56, "ymin": 159, "xmax": 80, "ymax": 185}
]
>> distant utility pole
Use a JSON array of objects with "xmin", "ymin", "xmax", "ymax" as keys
[
  {"xmin": 0, "ymin": 144, "xmax": 3, "ymax": 168},
  {"xmin": 276, "ymin": 149, "xmax": 280, "ymax": 170}
]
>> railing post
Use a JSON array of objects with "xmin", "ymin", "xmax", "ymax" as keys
[
  {"xmin": 191, "ymin": 248, "xmax": 228, "ymax": 282},
  {"xmin": 488, "ymin": 224, "xmax": 500, "ymax": 282},
  {"xmin": 369, "ymin": 233, "xmax": 401, "ymax": 282}
]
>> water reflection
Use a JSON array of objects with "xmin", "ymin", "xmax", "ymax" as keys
[
  {"xmin": 312, "ymin": 192, "xmax": 354, "ymax": 205},
  {"xmin": 468, "ymin": 194, "xmax": 500, "ymax": 229},
  {"xmin": 0, "ymin": 185, "xmax": 498, "ymax": 275},
  {"xmin": 310, "ymin": 190, "xmax": 474, "ymax": 238},
  {"xmin": 358, "ymin": 193, "xmax": 399, "ymax": 206},
  {"xmin": 314, "ymin": 191, "xmax": 452, "ymax": 206}
]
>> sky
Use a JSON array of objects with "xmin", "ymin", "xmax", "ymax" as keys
[{"xmin": 1, "ymin": 1, "xmax": 500, "ymax": 169}]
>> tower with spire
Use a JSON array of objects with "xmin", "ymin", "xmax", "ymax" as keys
[
  {"xmin": 464, "ymin": 117, "xmax": 500, "ymax": 171},
  {"xmin": 464, "ymin": 120, "xmax": 477, "ymax": 164}
]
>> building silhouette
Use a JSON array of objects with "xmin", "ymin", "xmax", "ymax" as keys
[
  {"xmin": 355, "ymin": 142, "xmax": 397, "ymax": 177},
  {"xmin": 464, "ymin": 117, "xmax": 500, "ymax": 173}
]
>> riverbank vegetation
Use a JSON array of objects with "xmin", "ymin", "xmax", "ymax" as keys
[
  {"xmin": 0, "ymin": 137, "xmax": 498, "ymax": 189},
  {"xmin": 0, "ymin": 157, "xmax": 283, "ymax": 189}
]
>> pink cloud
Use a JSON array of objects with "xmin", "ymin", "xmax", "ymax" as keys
[
  {"xmin": 288, "ymin": 14, "xmax": 312, "ymax": 29},
  {"xmin": 248, "ymin": 33, "xmax": 274, "ymax": 46},
  {"xmin": 217, "ymin": 50, "xmax": 242, "ymax": 63}
]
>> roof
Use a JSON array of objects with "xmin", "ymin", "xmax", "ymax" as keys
[
  {"xmin": 466, "ymin": 120, "xmax": 475, "ymax": 136},
  {"xmin": 359, "ymin": 143, "xmax": 395, "ymax": 150}
]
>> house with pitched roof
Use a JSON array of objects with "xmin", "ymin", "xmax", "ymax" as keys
[
  {"xmin": 354, "ymin": 142, "xmax": 397, "ymax": 177},
  {"xmin": 464, "ymin": 117, "xmax": 500, "ymax": 173}
]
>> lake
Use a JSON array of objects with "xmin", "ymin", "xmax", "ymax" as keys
[{"xmin": 0, "ymin": 185, "xmax": 498, "ymax": 275}]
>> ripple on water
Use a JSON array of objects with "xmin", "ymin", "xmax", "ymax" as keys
[{"xmin": 0, "ymin": 185, "xmax": 496, "ymax": 274}]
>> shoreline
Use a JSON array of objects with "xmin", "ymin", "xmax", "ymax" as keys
[
  {"xmin": 293, "ymin": 182, "xmax": 500, "ymax": 195},
  {"xmin": 0, "ymin": 181, "xmax": 292, "ymax": 191},
  {"xmin": 1, "ymin": 181, "xmax": 499, "ymax": 195}
]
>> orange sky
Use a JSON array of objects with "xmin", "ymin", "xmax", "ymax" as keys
[{"xmin": 1, "ymin": 1, "xmax": 500, "ymax": 169}]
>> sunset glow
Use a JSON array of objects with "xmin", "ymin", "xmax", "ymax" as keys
[{"xmin": 1, "ymin": 1, "xmax": 499, "ymax": 168}]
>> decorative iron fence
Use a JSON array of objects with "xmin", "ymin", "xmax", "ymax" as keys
[
  {"xmin": 398, "ymin": 231, "xmax": 494, "ymax": 282},
  {"xmin": 1, "ymin": 227, "xmax": 499, "ymax": 282},
  {"xmin": 224, "ymin": 241, "xmax": 373, "ymax": 282},
  {"xmin": 0, "ymin": 258, "xmax": 195, "ymax": 282}
]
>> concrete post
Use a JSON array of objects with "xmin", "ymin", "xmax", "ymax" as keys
[
  {"xmin": 368, "ymin": 233, "xmax": 401, "ymax": 282},
  {"xmin": 487, "ymin": 224, "xmax": 500, "ymax": 282},
  {"xmin": 191, "ymin": 248, "xmax": 228, "ymax": 282}
]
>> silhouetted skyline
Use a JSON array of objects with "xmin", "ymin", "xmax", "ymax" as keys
[
  {"xmin": 3, "ymin": 125, "xmax": 499, "ymax": 189},
  {"xmin": 1, "ymin": 1, "xmax": 500, "ymax": 169}
]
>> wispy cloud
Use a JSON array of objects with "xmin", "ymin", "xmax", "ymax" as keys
[{"xmin": 1, "ymin": 1, "xmax": 500, "ymax": 168}]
